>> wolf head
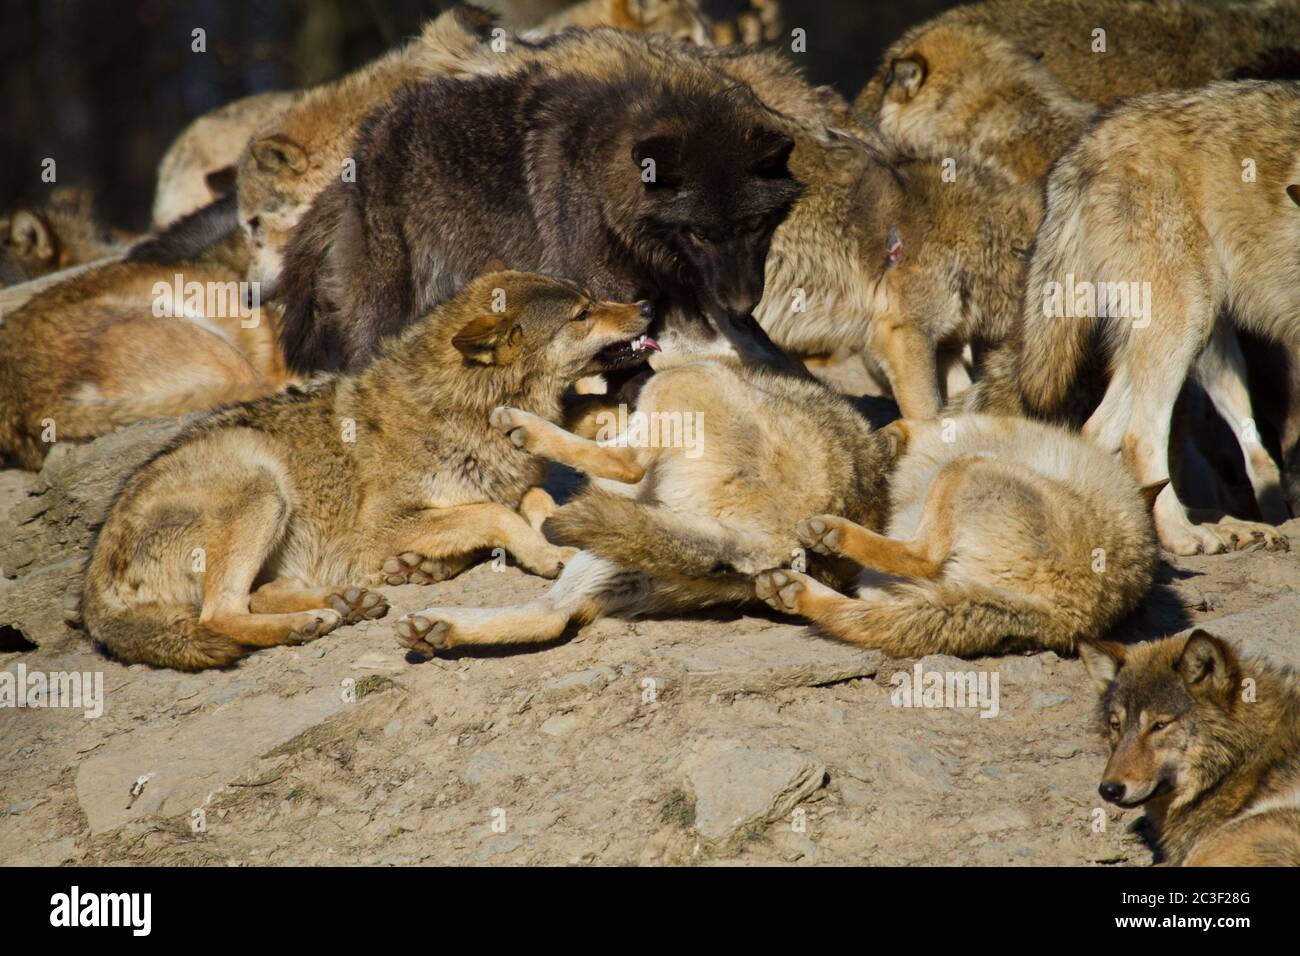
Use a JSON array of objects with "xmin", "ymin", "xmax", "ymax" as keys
[
  {"xmin": 1080, "ymin": 631, "xmax": 1249, "ymax": 811},
  {"xmin": 425, "ymin": 270, "xmax": 657, "ymax": 383},
  {"xmin": 598, "ymin": 79, "xmax": 802, "ymax": 340}
]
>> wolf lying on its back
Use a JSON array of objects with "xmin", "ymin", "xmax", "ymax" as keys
[
  {"xmin": 277, "ymin": 30, "xmax": 801, "ymax": 372},
  {"xmin": 394, "ymin": 367, "xmax": 1156, "ymax": 659},
  {"xmin": 1081, "ymin": 631, "xmax": 1300, "ymax": 866},
  {"xmin": 82, "ymin": 271, "xmax": 655, "ymax": 670}
]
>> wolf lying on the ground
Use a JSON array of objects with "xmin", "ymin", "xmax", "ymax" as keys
[
  {"xmin": 394, "ymin": 365, "xmax": 1156, "ymax": 659},
  {"xmin": 1081, "ymin": 631, "xmax": 1300, "ymax": 866},
  {"xmin": 81, "ymin": 271, "xmax": 656, "ymax": 670},
  {"xmin": 0, "ymin": 236, "xmax": 293, "ymax": 470},
  {"xmin": 753, "ymin": 415, "xmax": 1158, "ymax": 656},
  {"xmin": 1019, "ymin": 81, "xmax": 1300, "ymax": 555},
  {"xmin": 1, "ymin": 189, "xmax": 129, "ymax": 287}
]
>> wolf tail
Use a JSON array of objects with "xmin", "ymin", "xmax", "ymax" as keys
[
  {"xmin": 81, "ymin": 594, "xmax": 245, "ymax": 671},
  {"xmin": 543, "ymin": 487, "xmax": 789, "ymax": 581},
  {"xmin": 813, "ymin": 580, "xmax": 1078, "ymax": 658},
  {"xmin": 276, "ymin": 185, "xmax": 350, "ymax": 373}
]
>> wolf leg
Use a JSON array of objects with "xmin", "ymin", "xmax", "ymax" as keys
[
  {"xmin": 796, "ymin": 515, "xmax": 942, "ymax": 578},
  {"xmin": 519, "ymin": 486, "xmax": 560, "ymax": 531},
  {"xmin": 249, "ymin": 578, "xmax": 388, "ymax": 623},
  {"xmin": 1194, "ymin": 325, "xmax": 1290, "ymax": 523},
  {"xmin": 491, "ymin": 406, "xmax": 645, "ymax": 482},
  {"xmin": 754, "ymin": 568, "xmax": 849, "ymax": 619},
  {"xmin": 395, "ymin": 552, "xmax": 636, "ymax": 657},
  {"xmin": 372, "ymin": 502, "xmax": 575, "ymax": 581},
  {"xmin": 868, "ymin": 316, "xmax": 941, "ymax": 418}
]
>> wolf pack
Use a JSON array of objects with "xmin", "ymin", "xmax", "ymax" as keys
[{"xmin": 2, "ymin": 0, "xmax": 1300, "ymax": 866}]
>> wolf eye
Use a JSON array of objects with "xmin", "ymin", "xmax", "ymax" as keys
[
  {"xmin": 571, "ymin": 307, "xmax": 590, "ymax": 322},
  {"xmin": 1150, "ymin": 719, "xmax": 1171, "ymax": 732},
  {"xmin": 688, "ymin": 229, "xmax": 710, "ymax": 245},
  {"xmin": 1108, "ymin": 716, "xmax": 1121, "ymax": 732}
]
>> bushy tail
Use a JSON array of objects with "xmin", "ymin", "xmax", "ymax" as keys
[
  {"xmin": 275, "ymin": 185, "xmax": 350, "ymax": 373},
  {"xmin": 52, "ymin": 381, "xmax": 265, "ymax": 439},
  {"xmin": 815, "ymin": 580, "xmax": 1077, "ymax": 658},
  {"xmin": 949, "ymin": 337, "xmax": 1024, "ymax": 416},
  {"xmin": 82, "ymin": 597, "xmax": 245, "ymax": 671},
  {"xmin": 544, "ymin": 487, "xmax": 787, "ymax": 580}
]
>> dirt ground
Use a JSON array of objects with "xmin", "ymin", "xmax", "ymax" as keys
[{"xmin": 2, "ymin": 360, "xmax": 1298, "ymax": 866}]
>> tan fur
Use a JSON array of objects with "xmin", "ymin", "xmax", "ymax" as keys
[
  {"xmin": 394, "ymin": 359, "xmax": 890, "ymax": 656},
  {"xmin": 81, "ymin": 271, "xmax": 653, "ymax": 670},
  {"xmin": 534, "ymin": 0, "xmax": 711, "ymax": 44},
  {"xmin": 1, "ymin": 189, "xmax": 129, "ymax": 287},
  {"xmin": 1081, "ymin": 631, "xmax": 1300, "ymax": 866},
  {"xmin": 1021, "ymin": 81, "xmax": 1300, "ymax": 555},
  {"xmin": 756, "ymin": 415, "xmax": 1157, "ymax": 657},
  {"xmin": 152, "ymin": 90, "xmax": 300, "ymax": 229},
  {"xmin": 0, "ymin": 243, "xmax": 294, "ymax": 470},
  {"xmin": 857, "ymin": 0, "xmax": 1300, "ymax": 118}
]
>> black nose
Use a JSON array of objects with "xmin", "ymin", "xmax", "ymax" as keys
[
  {"xmin": 638, "ymin": 300, "xmax": 655, "ymax": 319},
  {"xmin": 1098, "ymin": 781, "xmax": 1126, "ymax": 803}
]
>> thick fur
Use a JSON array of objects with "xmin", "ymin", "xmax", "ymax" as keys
[
  {"xmin": 856, "ymin": 0, "xmax": 1300, "ymax": 117},
  {"xmin": 757, "ymin": 415, "xmax": 1158, "ymax": 658},
  {"xmin": 1081, "ymin": 631, "xmax": 1300, "ymax": 865},
  {"xmin": 0, "ymin": 246, "xmax": 294, "ymax": 470},
  {"xmin": 1020, "ymin": 81, "xmax": 1300, "ymax": 555},
  {"xmin": 81, "ymin": 271, "xmax": 654, "ymax": 670},
  {"xmin": 393, "ymin": 359, "xmax": 889, "ymax": 655},
  {"xmin": 277, "ymin": 32, "xmax": 801, "ymax": 372},
  {"xmin": 151, "ymin": 89, "xmax": 300, "ymax": 229},
  {"xmin": 1, "ymin": 189, "xmax": 129, "ymax": 287},
  {"xmin": 533, "ymin": 0, "xmax": 711, "ymax": 44}
]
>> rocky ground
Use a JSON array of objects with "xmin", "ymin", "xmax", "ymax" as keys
[{"xmin": 2, "ymin": 361, "xmax": 1299, "ymax": 866}]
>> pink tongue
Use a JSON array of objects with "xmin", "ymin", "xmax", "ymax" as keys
[{"xmin": 641, "ymin": 336, "xmax": 662, "ymax": 352}]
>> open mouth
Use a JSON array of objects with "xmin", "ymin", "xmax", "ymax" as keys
[{"xmin": 594, "ymin": 334, "xmax": 661, "ymax": 370}]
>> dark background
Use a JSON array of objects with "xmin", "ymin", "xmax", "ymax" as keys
[{"xmin": 0, "ymin": 0, "xmax": 959, "ymax": 232}]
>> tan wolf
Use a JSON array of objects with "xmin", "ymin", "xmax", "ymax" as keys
[
  {"xmin": 151, "ymin": 89, "xmax": 300, "ymax": 229},
  {"xmin": 856, "ymin": 0, "xmax": 1300, "ymax": 118},
  {"xmin": 1, "ymin": 189, "xmax": 129, "ymax": 286},
  {"xmin": 1019, "ymin": 81, "xmax": 1300, "ymax": 555},
  {"xmin": 80, "ymin": 271, "xmax": 655, "ymax": 670},
  {"xmin": 0, "ymin": 242, "xmax": 293, "ymax": 470},
  {"xmin": 1080, "ymin": 631, "xmax": 1300, "ymax": 866},
  {"xmin": 393, "ymin": 370, "xmax": 1155, "ymax": 659}
]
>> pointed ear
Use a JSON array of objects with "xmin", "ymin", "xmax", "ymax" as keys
[
  {"xmin": 1177, "ymin": 629, "xmax": 1237, "ymax": 701},
  {"xmin": 452, "ymin": 313, "xmax": 524, "ymax": 365},
  {"xmin": 9, "ymin": 209, "xmax": 55, "ymax": 263},
  {"xmin": 748, "ymin": 127, "xmax": 794, "ymax": 178},
  {"xmin": 205, "ymin": 165, "xmax": 238, "ymax": 198},
  {"xmin": 250, "ymin": 134, "xmax": 308, "ymax": 176},
  {"xmin": 1287, "ymin": 184, "xmax": 1300, "ymax": 207},
  {"xmin": 632, "ymin": 134, "xmax": 682, "ymax": 189},
  {"xmin": 1078, "ymin": 639, "xmax": 1126, "ymax": 695},
  {"xmin": 886, "ymin": 55, "xmax": 926, "ymax": 102}
]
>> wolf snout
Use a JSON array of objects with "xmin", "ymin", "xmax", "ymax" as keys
[{"xmin": 1098, "ymin": 781, "xmax": 1126, "ymax": 803}]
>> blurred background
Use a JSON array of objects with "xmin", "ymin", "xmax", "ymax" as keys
[{"xmin": 0, "ymin": 0, "xmax": 959, "ymax": 231}]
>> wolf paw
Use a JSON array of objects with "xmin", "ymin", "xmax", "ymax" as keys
[
  {"xmin": 395, "ymin": 614, "xmax": 453, "ymax": 659},
  {"xmin": 1212, "ymin": 517, "xmax": 1289, "ymax": 554},
  {"xmin": 524, "ymin": 545, "xmax": 578, "ymax": 579},
  {"xmin": 327, "ymin": 586, "xmax": 389, "ymax": 624},
  {"xmin": 754, "ymin": 568, "xmax": 810, "ymax": 616},
  {"xmin": 796, "ymin": 515, "xmax": 848, "ymax": 556},
  {"xmin": 490, "ymin": 406, "xmax": 543, "ymax": 451},
  {"xmin": 286, "ymin": 608, "xmax": 344, "ymax": 644},
  {"xmin": 381, "ymin": 552, "xmax": 459, "ymax": 586}
]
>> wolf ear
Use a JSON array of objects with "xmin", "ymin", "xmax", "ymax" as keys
[
  {"xmin": 452, "ymin": 313, "xmax": 524, "ymax": 365},
  {"xmin": 1288, "ymin": 184, "xmax": 1300, "ymax": 207},
  {"xmin": 251, "ymin": 134, "xmax": 308, "ymax": 176},
  {"xmin": 1078, "ymin": 640, "xmax": 1126, "ymax": 695},
  {"xmin": 886, "ymin": 56, "xmax": 926, "ymax": 102},
  {"xmin": 747, "ymin": 127, "xmax": 795, "ymax": 178},
  {"xmin": 205, "ymin": 165, "xmax": 238, "ymax": 198},
  {"xmin": 1177, "ymin": 629, "xmax": 1237, "ymax": 701},
  {"xmin": 8, "ymin": 209, "xmax": 55, "ymax": 263},
  {"xmin": 1139, "ymin": 479, "xmax": 1169, "ymax": 512},
  {"xmin": 632, "ymin": 134, "xmax": 683, "ymax": 190}
]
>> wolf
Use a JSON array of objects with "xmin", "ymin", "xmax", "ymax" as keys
[
  {"xmin": 856, "ymin": 0, "xmax": 1300, "ymax": 119},
  {"xmin": 151, "ymin": 89, "xmax": 300, "ymax": 229},
  {"xmin": 392, "ymin": 357, "xmax": 890, "ymax": 656},
  {"xmin": 1, "ymin": 190, "xmax": 128, "ymax": 287},
  {"xmin": 0, "ymin": 239, "xmax": 294, "ymax": 470},
  {"xmin": 1019, "ymin": 81, "xmax": 1300, "ymax": 555},
  {"xmin": 393, "ymin": 367, "xmax": 1156, "ymax": 659},
  {"xmin": 276, "ymin": 32, "xmax": 801, "ymax": 373},
  {"xmin": 81, "ymin": 271, "xmax": 655, "ymax": 670},
  {"xmin": 1080, "ymin": 631, "xmax": 1300, "ymax": 866},
  {"xmin": 531, "ymin": 0, "xmax": 711, "ymax": 44}
]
